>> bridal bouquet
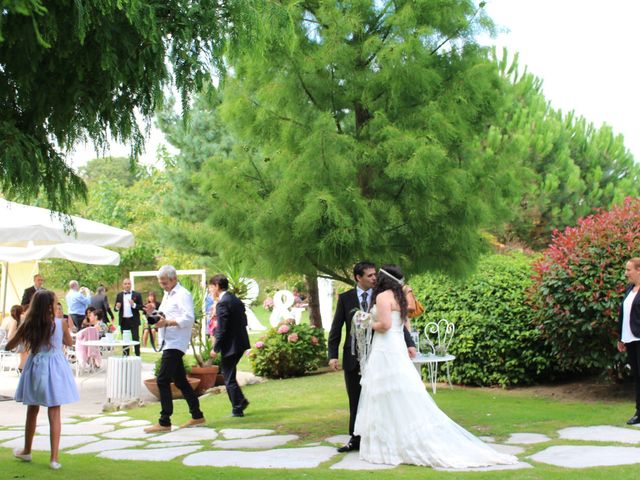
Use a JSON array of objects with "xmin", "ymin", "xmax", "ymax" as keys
[{"xmin": 351, "ymin": 310, "xmax": 374, "ymax": 370}]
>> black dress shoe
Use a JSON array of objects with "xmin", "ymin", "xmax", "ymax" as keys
[
  {"xmin": 240, "ymin": 399, "xmax": 250, "ymax": 412},
  {"xmin": 337, "ymin": 441, "xmax": 359, "ymax": 453},
  {"xmin": 231, "ymin": 411, "xmax": 244, "ymax": 417},
  {"xmin": 627, "ymin": 414, "xmax": 640, "ymax": 425}
]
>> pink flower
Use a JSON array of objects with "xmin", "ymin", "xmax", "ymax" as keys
[
  {"xmin": 277, "ymin": 325, "xmax": 290, "ymax": 334},
  {"xmin": 310, "ymin": 336, "xmax": 319, "ymax": 345},
  {"xmin": 287, "ymin": 333, "xmax": 299, "ymax": 343},
  {"xmin": 255, "ymin": 341, "xmax": 265, "ymax": 349}
]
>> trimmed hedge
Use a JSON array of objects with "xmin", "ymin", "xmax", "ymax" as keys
[{"xmin": 410, "ymin": 252, "xmax": 550, "ymax": 386}]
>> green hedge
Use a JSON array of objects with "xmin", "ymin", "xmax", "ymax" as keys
[{"xmin": 410, "ymin": 252, "xmax": 550, "ymax": 386}]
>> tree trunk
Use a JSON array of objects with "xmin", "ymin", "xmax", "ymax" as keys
[{"xmin": 305, "ymin": 274, "xmax": 323, "ymax": 328}]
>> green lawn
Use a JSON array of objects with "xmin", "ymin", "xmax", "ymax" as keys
[{"xmin": 2, "ymin": 371, "xmax": 640, "ymax": 479}]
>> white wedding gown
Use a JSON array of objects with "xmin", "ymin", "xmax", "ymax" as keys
[{"xmin": 353, "ymin": 307, "xmax": 518, "ymax": 468}]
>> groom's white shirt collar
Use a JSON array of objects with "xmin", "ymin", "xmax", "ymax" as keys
[{"xmin": 356, "ymin": 286, "xmax": 372, "ymax": 307}]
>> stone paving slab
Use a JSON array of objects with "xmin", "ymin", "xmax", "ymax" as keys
[
  {"xmin": 0, "ymin": 430, "xmax": 23, "ymax": 441},
  {"xmin": 488, "ymin": 444, "xmax": 526, "ymax": 455},
  {"xmin": 436, "ymin": 461, "xmax": 533, "ymax": 472},
  {"xmin": 505, "ymin": 433, "xmax": 551, "ymax": 445},
  {"xmin": 1, "ymin": 435, "xmax": 99, "ymax": 451},
  {"xmin": 325, "ymin": 434, "xmax": 351, "ymax": 445},
  {"xmin": 219, "ymin": 428, "xmax": 275, "ymax": 439},
  {"xmin": 38, "ymin": 423, "xmax": 115, "ymax": 436},
  {"xmin": 212, "ymin": 434, "xmax": 299, "ymax": 450},
  {"xmin": 61, "ymin": 418, "xmax": 80, "ymax": 424},
  {"xmin": 145, "ymin": 442, "xmax": 199, "ymax": 448},
  {"xmin": 102, "ymin": 426, "xmax": 160, "ymax": 440},
  {"xmin": 558, "ymin": 426, "xmax": 640, "ymax": 443},
  {"xmin": 184, "ymin": 446, "xmax": 338, "ymax": 469},
  {"xmin": 153, "ymin": 428, "xmax": 218, "ymax": 443},
  {"xmin": 330, "ymin": 452, "xmax": 397, "ymax": 470},
  {"xmin": 83, "ymin": 416, "xmax": 133, "ymax": 425},
  {"xmin": 478, "ymin": 436, "xmax": 495, "ymax": 443},
  {"xmin": 120, "ymin": 420, "xmax": 152, "ymax": 427},
  {"xmin": 99, "ymin": 445, "xmax": 202, "ymax": 462},
  {"xmin": 67, "ymin": 439, "xmax": 146, "ymax": 455},
  {"xmin": 530, "ymin": 445, "xmax": 640, "ymax": 468}
]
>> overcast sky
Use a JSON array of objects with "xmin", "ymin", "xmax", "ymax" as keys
[{"xmin": 69, "ymin": 0, "xmax": 640, "ymax": 167}]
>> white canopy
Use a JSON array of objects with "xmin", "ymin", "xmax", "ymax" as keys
[
  {"xmin": 0, "ymin": 199, "xmax": 135, "ymax": 317},
  {"xmin": 0, "ymin": 198, "xmax": 134, "ymax": 248},
  {"xmin": 0, "ymin": 244, "xmax": 120, "ymax": 266}
]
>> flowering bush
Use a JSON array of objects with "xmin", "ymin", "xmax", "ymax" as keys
[
  {"xmin": 249, "ymin": 322, "xmax": 327, "ymax": 378},
  {"xmin": 263, "ymin": 297, "xmax": 274, "ymax": 311},
  {"xmin": 529, "ymin": 198, "xmax": 640, "ymax": 378}
]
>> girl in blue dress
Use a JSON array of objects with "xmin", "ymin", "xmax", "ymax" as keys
[{"xmin": 6, "ymin": 289, "xmax": 79, "ymax": 470}]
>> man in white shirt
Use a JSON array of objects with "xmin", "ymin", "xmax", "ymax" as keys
[{"xmin": 144, "ymin": 265, "xmax": 205, "ymax": 433}]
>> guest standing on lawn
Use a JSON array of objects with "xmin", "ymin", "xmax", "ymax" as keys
[
  {"xmin": 617, "ymin": 257, "xmax": 640, "ymax": 425},
  {"xmin": 209, "ymin": 274, "xmax": 251, "ymax": 417},
  {"xmin": 144, "ymin": 265, "xmax": 205, "ymax": 433},
  {"xmin": 7, "ymin": 290, "xmax": 79, "ymax": 470}
]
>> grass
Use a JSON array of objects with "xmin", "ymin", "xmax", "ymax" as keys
[{"xmin": 3, "ymin": 371, "xmax": 640, "ymax": 479}]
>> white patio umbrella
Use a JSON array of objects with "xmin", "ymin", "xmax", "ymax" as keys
[
  {"xmin": 0, "ymin": 198, "xmax": 134, "ymax": 247},
  {"xmin": 0, "ymin": 199, "xmax": 134, "ymax": 317}
]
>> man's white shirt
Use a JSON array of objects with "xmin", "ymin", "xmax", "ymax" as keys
[{"xmin": 158, "ymin": 282, "xmax": 195, "ymax": 353}]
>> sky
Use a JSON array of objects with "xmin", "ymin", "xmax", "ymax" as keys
[{"xmin": 69, "ymin": 0, "xmax": 640, "ymax": 167}]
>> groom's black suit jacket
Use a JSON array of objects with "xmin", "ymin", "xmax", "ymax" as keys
[
  {"xmin": 213, "ymin": 291, "xmax": 251, "ymax": 358},
  {"xmin": 328, "ymin": 288, "xmax": 416, "ymax": 372}
]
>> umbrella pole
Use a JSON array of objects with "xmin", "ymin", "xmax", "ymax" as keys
[{"xmin": 1, "ymin": 261, "xmax": 8, "ymax": 319}]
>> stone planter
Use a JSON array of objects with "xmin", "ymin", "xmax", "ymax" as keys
[
  {"xmin": 143, "ymin": 377, "xmax": 201, "ymax": 400},
  {"xmin": 189, "ymin": 365, "xmax": 220, "ymax": 396}
]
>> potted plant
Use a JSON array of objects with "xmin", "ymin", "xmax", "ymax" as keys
[{"xmin": 144, "ymin": 356, "xmax": 200, "ymax": 399}]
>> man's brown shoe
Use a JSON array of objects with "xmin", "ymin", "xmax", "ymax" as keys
[
  {"xmin": 144, "ymin": 424, "xmax": 172, "ymax": 433},
  {"xmin": 181, "ymin": 418, "xmax": 206, "ymax": 428}
]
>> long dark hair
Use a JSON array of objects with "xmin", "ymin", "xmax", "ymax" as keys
[
  {"xmin": 7, "ymin": 290, "xmax": 55, "ymax": 354},
  {"xmin": 373, "ymin": 264, "xmax": 408, "ymax": 318}
]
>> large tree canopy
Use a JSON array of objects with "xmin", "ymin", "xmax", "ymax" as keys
[
  {"xmin": 0, "ymin": 0, "xmax": 236, "ymax": 211},
  {"xmin": 190, "ymin": 0, "xmax": 521, "ymax": 282},
  {"xmin": 492, "ymin": 52, "xmax": 639, "ymax": 247}
]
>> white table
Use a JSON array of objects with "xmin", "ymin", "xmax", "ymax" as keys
[
  {"xmin": 78, "ymin": 339, "xmax": 142, "ymax": 403},
  {"xmin": 412, "ymin": 353, "xmax": 456, "ymax": 394}
]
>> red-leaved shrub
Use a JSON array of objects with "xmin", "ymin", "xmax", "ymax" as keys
[{"xmin": 529, "ymin": 197, "xmax": 640, "ymax": 378}]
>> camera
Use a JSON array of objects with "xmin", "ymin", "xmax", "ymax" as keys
[{"xmin": 147, "ymin": 310, "xmax": 165, "ymax": 325}]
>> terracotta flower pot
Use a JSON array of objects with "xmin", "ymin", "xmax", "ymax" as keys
[
  {"xmin": 143, "ymin": 377, "xmax": 201, "ymax": 400},
  {"xmin": 189, "ymin": 365, "xmax": 220, "ymax": 395}
]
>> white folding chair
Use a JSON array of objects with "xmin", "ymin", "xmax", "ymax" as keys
[{"xmin": 420, "ymin": 319, "xmax": 456, "ymax": 393}]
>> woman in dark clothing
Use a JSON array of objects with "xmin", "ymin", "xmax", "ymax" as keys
[{"xmin": 617, "ymin": 257, "xmax": 640, "ymax": 425}]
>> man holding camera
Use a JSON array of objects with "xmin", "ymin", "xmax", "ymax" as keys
[{"xmin": 144, "ymin": 265, "xmax": 205, "ymax": 433}]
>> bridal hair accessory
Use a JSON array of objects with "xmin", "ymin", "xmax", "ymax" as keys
[
  {"xmin": 351, "ymin": 310, "xmax": 373, "ymax": 370},
  {"xmin": 379, "ymin": 268, "xmax": 404, "ymax": 286}
]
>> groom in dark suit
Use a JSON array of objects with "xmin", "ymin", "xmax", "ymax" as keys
[
  {"xmin": 328, "ymin": 261, "xmax": 417, "ymax": 452},
  {"xmin": 114, "ymin": 278, "xmax": 144, "ymax": 356},
  {"xmin": 209, "ymin": 274, "xmax": 251, "ymax": 417}
]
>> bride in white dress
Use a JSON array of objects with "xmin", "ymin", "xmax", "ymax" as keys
[{"xmin": 353, "ymin": 265, "xmax": 518, "ymax": 468}]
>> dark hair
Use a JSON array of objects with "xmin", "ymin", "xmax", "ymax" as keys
[
  {"xmin": 373, "ymin": 264, "xmax": 408, "ymax": 318},
  {"xmin": 95, "ymin": 309, "xmax": 105, "ymax": 321},
  {"xmin": 85, "ymin": 306, "xmax": 97, "ymax": 316},
  {"xmin": 353, "ymin": 261, "xmax": 376, "ymax": 281},
  {"xmin": 208, "ymin": 274, "xmax": 229, "ymax": 290},
  {"xmin": 10, "ymin": 305, "xmax": 23, "ymax": 323},
  {"xmin": 148, "ymin": 291, "xmax": 157, "ymax": 300},
  {"xmin": 7, "ymin": 290, "xmax": 55, "ymax": 354}
]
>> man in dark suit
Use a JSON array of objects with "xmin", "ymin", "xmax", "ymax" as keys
[
  {"xmin": 328, "ymin": 261, "xmax": 417, "ymax": 453},
  {"xmin": 21, "ymin": 274, "xmax": 44, "ymax": 307},
  {"xmin": 209, "ymin": 274, "xmax": 251, "ymax": 417},
  {"xmin": 114, "ymin": 278, "xmax": 144, "ymax": 356}
]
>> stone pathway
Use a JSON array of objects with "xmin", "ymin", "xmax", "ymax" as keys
[{"xmin": 5, "ymin": 414, "xmax": 640, "ymax": 471}]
